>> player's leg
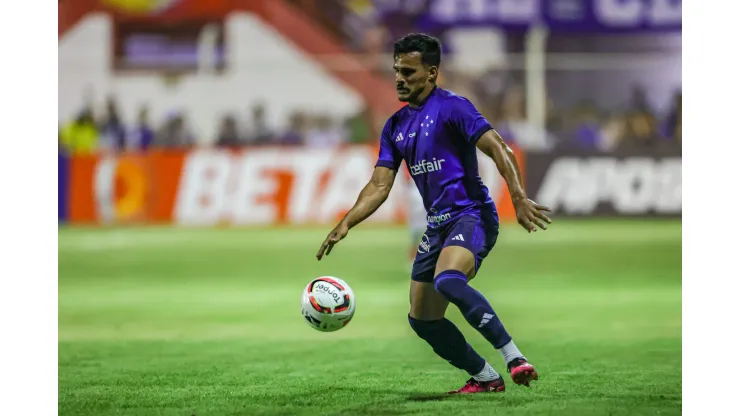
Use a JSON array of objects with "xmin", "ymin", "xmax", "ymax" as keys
[
  {"xmin": 407, "ymin": 185, "xmax": 427, "ymax": 264},
  {"xmin": 407, "ymin": 233, "xmax": 504, "ymax": 394},
  {"xmin": 408, "ymin": 225, "xmax": 425, "ymax": 265},
  {"xmin": 408, "ymin": 281, "xmax": 505, "ymax": 394},
  {"xmin": 433, "ymin": 218, "xmax": 538, "ymax": 387}
]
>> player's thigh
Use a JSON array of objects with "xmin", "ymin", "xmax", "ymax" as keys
[
  {"xmin": 409, "ymin": 280, "xmax": 449, "ymax": 320},
  {"xmin": 409, "ymin": 229, "xmax": 449, "ymax": 320},
  {"xmin": 411, "ymin": 228, "xmax": 439, "ymax": 284},
  {"xmin": 435, "ymin": 216, "xmax": 499, "ymax": 280}
]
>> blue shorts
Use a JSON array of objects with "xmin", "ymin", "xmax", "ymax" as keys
[{"xmin": 411, "ymin": 213, "xmax": 499, "ymax": 283}]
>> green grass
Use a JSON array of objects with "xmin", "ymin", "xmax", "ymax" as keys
[{"xmin": 58, "ymin": 220, "xmax": 682, "ymax": 415}]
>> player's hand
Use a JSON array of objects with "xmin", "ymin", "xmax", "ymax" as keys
[
  {"xmin": 513, "ymin": 198, "xmax": 552, "ymax": 233},
  {"xmin": 317, "ymin": 221, "xmax": 350, "ymax": 260}
]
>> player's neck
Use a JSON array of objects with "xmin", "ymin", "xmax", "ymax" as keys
[{"xmin": 408, "ymin": 84, "xmax": 437, "ymax": 108}]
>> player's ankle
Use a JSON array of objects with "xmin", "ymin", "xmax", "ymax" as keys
[
  {"xmin": 471, "ymin": 362, "xmax": 500, "ymax": 382},
  {"xmin": 498, "ymin": 340, "xmax": 526, "ymax": 364}
]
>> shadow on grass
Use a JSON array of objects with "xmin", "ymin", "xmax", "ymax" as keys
[{"xmin": 405, "ymin": 393, "xmax": 450, "ymax": 402}]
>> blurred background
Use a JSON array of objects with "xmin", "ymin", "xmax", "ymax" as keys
[
  {"xmin": 58, "ymin": 0, "xmax": 681, "ymax": 226},
  {"xmin": 58, "ymin": 1, "xmax": 681, "ymax": 413}
]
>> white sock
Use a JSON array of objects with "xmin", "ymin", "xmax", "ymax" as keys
[
  {"xmin": 498, "ymin": 340, "xmax": 525, "ymax": 364},
  {"xmin": 472, "ymin": 362, "xmax": 500, "ymax": 382}
]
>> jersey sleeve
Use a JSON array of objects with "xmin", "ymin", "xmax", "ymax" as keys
[
  {"xmin": 449, "ymin": 97, "xmax": 493, "ymax": 145},
  {"xmin": 375, "ymin": 118, "xmax": 402, "ymax": 171}
]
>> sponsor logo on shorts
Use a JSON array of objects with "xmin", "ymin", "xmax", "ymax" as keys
[
  {"xmin": 427, "ymin": 212, "xmax": 451, "ymax": 225},
  {"xmin": 417, "ymin": 234, "xmax": 431, "ymax": 254}
]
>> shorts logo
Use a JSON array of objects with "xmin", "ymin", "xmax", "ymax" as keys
[
  {"xmin": 451, "ymin": 234, "xmax": 465, "ymax": 242},
  {"xmin": 427, "ymin": 212, "xmax": 451, "ymax": 225},
  {"xmin": 417, "ymin": 233, "xmax": 431, "ymax": 253}
]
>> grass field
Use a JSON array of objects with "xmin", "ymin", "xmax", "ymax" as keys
[{"xmin": 58, "ymin": 220, "xmax": 681, "ymax": 415}]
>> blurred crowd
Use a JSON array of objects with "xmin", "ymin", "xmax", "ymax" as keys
[
  {"xmin": 459, "ymin": 79, "xmax": 682, "ymax": 153},
  {"xmin": 58, "ymin": 97, "xmax": 379, "ymax": 155},
  {"xmin": 212, "ymin": 104, "xmax": 377, "ymax": 149},
  {"xmin": 60, "ymin": 98, "xmax": 175, "ymax": 155},
  {"xmin": 58, "ymin": 83, "xmax": 680, "ymax": 156}
]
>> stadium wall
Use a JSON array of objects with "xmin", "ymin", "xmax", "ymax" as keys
[
  {"xmin": 58, "ymin": 146, "xmax": 522, "ymax": 226},
  {"xmin": 58, "ymin": 146, "xmax": 681, "ymax": 226}
]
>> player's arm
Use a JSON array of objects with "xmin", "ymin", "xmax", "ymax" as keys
[
  {"xmin": 316, "ymin": 166, "xmax": 397, "ymax": 260},
  {"xmin": 476, "ymin": 129, "xmax": 552, "ymax": 232},
  {"xmin": 317, "ymin": 118, "xmax": 402, "ymax": 260},
  {"xmin": 344, "ymin": 166, "xmax": 397, "ymax": 228}
]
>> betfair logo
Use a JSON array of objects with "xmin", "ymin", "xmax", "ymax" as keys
[{"xmin": 410, "ymin": 158, "xmax": 445, "ymax": 176}]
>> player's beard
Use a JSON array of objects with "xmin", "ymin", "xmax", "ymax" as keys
[
  {"xmin": 396, "ymin": 88, "xmax": 412, "ymax": 102},
  {"xmin": 397, "ymin": 86, "xmax": 424, "ymax": 103}
]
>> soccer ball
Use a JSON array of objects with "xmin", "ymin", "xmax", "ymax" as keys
[{"xmin": 301, "ymin": 276, "xmax": 355, "ymax": 332}]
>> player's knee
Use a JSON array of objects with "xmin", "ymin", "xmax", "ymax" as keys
[
  {"xmin": 408, "ymin": 303, "xmax": 446, "ymax": 322},
  {"xmin": 408, "ymin": 314, "xmax": 425, "ymax": 335},
  {"xmin": 433, "ymin": 269, "xmax": 468, "ymax": 300},
  {"xmin": 408, "ymin": 314, "xmax": 437, "ymax": 338},
  {"xmin": 435, "ymin": 246, "xmax": 476, "ymax": 277}
]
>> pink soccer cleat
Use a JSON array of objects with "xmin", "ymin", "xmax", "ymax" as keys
[
  {"xmin": 448, "ymin": 377, "xmax": 505, "ymax": 394},
  {"xmin": 507, "ymin": 357, "xmax": 539, "ymax": 387}
]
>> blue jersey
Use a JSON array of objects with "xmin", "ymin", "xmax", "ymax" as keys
[{"xmin": 375, "ymin": 87, "xmax": 498, "ymax": 228}]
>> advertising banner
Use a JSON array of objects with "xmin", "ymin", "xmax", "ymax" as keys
[
  {"xmin": 63, "ymin": 146, "xmax": 524, "ymax": 226},
  {"xmin": 524, "ymin": 148, "xmax": 681, "ymax": 217},
  {"xmin": 377, "ymin": 0, "xmax": 682, "ymax": 33}
]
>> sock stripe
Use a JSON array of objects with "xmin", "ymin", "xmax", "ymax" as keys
[{"xmin": 433, "ymin": 270, "xmax": 467, "ymax": 293}]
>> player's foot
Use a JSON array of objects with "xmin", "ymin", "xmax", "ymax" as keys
[
  {"xmin": 507, "ymin": 357, "xmax": 539, "ymax": 387},
  {"xmin": 448, "ymin": 377, "xmax": 505, "ymax": 394}
]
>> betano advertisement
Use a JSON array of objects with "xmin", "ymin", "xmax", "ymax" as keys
[
  {"xmin": 59, "ymin": 146, "xmax": 523, "ymax": 226},
  {"xmin": 525, "ymin": 148, "xmax": 682, "ymax": 217}
]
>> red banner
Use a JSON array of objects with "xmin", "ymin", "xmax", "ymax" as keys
[{"xmin": 66, "ymin": 146, "xmax": 524, "ymax": 226}]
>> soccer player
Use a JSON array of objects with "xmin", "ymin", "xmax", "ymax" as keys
[{"xmin": 316, "ymin": 33, "xmax": 552, "ymax": 394}]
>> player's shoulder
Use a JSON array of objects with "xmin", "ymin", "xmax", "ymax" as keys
[
  {"xmin": 435, "ymin": 87, "xmax": 476, "ymax": 110},
  {"xmin": 388, "ymin": 104, "xmax": 411, "ymax": 121},
  {"xmin": 382, "ymin": 105, "xmax": 412, "ymax": 134}
]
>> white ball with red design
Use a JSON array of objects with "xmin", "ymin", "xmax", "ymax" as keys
[{"xmin": 301, "ymin": 276, "xmax": 356, "ymax": 332}]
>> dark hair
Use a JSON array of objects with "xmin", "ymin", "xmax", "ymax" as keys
[{"xmin": 393, "ymin": 33, "xmax": 442, "ymax": 68}]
